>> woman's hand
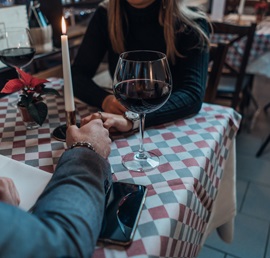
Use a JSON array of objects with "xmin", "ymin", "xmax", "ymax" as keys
[
  {"xmin": 66, "ymin": 119, "xmax": 111, "ymax": 159},
  {"xmin": 81, "ymin": 112, "xmax": 133, "ymax": 133},
  {"xmin": 0, "ymin": 177, "xmax": 20, "ymax": 206},
  {"xmin": 101, "ymin": 95, "xmax": 127, "ymax": 115}
]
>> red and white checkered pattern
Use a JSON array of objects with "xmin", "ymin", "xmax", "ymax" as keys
[
  {"xmin": 211, "ymin": 24, "xmax": 270, "ymax": 70},
  {"xmin": 0, "ymin": 78, "xmax": 241, "ymax": 257}
]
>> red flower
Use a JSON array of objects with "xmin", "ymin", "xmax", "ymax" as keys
[
  {"xmin": 255, "ymin": 2, "xmax": 268, "ymax": 10},
  {"xmin": 1, "ymin": 67, "xmax": 59, "ymax": 126},
  {"xmin": 1, "ymin": 67, "xmax": 48, "ymax": 94}
]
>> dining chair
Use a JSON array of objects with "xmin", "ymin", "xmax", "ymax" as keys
[
  {"xmin": 210, "ymin": 21, "xmax": 257, "ymax": 114},
  {"xmin": 256, "ymin": 133, "xmax": 270, "ymax": 157},
  {"xmin": 224, "ymin": 0, "xmax": 270, "ymax": 14},
  {"xmin": 204, "ymin": 41, "xmax": 229, "ymax": 103},
  {"xmin": 224, "ymin": 0, "xmax": 240, "ymax": 14},
  {"xmin": 256, "ymin": 102, "xmax": 270, "ymax": 157}
]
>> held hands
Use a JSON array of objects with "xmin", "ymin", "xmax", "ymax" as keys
[
  {"xmin": 0, "ymin": 177, "xmax": 20, "ymax": 206},
  {"xmin": 81, "ymin": 112, "xmax": 133, "ymax": 133},
  {"xmin": 101, "ymin": 95, "xmax": 127, "ymax": 115},
  {"xmin": 66, "ymin": 119, "xmax": 111, "ymax": 159}
]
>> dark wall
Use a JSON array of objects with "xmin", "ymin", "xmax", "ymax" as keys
[
  {"xmin": 39, "ymin": 0, "xmax": 101, "ymax": 48},
  {"xmin": 0, "ymin": 68, "xmax": 17, "ymax": 97},
  {"xmin": 13, "ymin": 0, "xmax": 62, "ymax": 47},
  {"xmin": 39, "ymin": 0, "xmax": 63, "ymax": 48}
]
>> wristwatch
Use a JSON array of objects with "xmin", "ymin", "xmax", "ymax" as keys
[{"xmin": 124, "ymin": 111, "xmax": 140, "ymax": 130}]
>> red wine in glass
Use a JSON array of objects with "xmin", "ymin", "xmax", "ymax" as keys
[
  {"xmin": 0, "ymin": 28, "xmax": 36, "ymax": 106},
  {"xmin": 0, "ymin": 28, "xmax": 35, "ymax": 69},
  {"xmin": 114, "ymin": 79, "xmax": 172, "ymax": 114},
  {"xmin": 0, "ymin": 47, "xmax": 36, "ymax": 68},
  {"xmin": 113, "ymin": 50, "xmax": 172, "ymax": 172}
]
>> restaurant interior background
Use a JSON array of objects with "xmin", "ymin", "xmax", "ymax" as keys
[{"xmin": 1, "ymin": 0, "xmax": 270, "ymax": 257}]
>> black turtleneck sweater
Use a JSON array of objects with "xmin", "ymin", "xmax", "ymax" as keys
[{"xmin": 71, "ymin": 1, "xmax": 209, "ymax": 127}]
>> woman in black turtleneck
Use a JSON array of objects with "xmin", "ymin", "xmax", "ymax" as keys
[{"xmin": 72, "ymin": 0, "xmax": 210, "ymax": 132}]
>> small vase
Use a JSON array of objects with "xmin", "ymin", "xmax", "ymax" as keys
[
  {"xmin": 17, "ymin": 105, "xmax": 40, "ymax": 130},
  {"xmin": 256, "ymin": 13, "xmax": 264, "ymax": 23}
]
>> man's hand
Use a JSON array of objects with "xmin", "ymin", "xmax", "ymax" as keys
[
  {"xmin": 66, "ymin": 119, "xmax": 111, "ymax": 159},
  {"xmin": 81, "ymin": 112, "xmax": 133, "ymax": 133},
  {"xmin": 0, "ymin": 177, "xmax": 20, "ymax": 206}
]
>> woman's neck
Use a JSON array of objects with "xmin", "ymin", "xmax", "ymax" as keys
[{"xmin": 126, "ymin": 0, "xmax": 156, "ymax": 9}]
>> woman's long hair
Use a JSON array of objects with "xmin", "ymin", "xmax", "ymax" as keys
[{"xmin": 100, "ymin": 0, "xmax": 210, "ymax": 64}]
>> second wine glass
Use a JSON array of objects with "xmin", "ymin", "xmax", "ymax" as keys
[
  {"xmin": 0, "ymin": 27, "xmax": 36, "ymax": 107},
  {"xmin": 113, "ymin": 50, "xmax": 172, "ymax": 172},
  {"xmin": 0, "ymin": 27, "xmax": 35, "ymax": 69}
]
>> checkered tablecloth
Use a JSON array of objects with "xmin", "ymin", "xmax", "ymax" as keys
[
  {"xmin": 0, "ymin": 78, "xmax": 241, "ymax": 258},
  {"xmin": 211, "ymin": 20, "xmax": 270, "ymax": 71}
]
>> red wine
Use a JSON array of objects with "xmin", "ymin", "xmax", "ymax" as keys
[
  {"xmin": 114, "ymin": 79, "xmax": 171, "ymax": 114},
  {"xmin": 0, "ymin": 47, "xmax": 36, "ymax": 68}
]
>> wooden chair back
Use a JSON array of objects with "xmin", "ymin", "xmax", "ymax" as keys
[
  {"xmin": 211, "ymin": 21, "xmax": 257, "ymax": 109},
  {"xmin": 204, "ymin": 42, "xmax": 229, "ymax": 103}
]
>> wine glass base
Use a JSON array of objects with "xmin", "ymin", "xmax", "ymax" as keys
[
  {"xmin": 9, "ymin": 92, "xmax": 19, "ymax": 108},
  {"xmin": 122, "ymin": 151, "xmax": 159, "ymax": 172},
  {"xmin": 25, "ymin": 121, "xmax": 40, "ymax": 130},
  {"xmin": 9, "ymin": 99, "xmax": 18, "ymax": 107}
]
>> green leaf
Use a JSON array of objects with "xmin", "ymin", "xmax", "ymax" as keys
[
  {"xmin": 19, "ymin": 95, "xmax": 32, "ymax": 107},
  {"xmin": 28, "ymin": 102, "xmax": 48, "ymax": 126},
  {"xmin": 42, "ymin": 88, "xmax": 60, "ymax": 96}
]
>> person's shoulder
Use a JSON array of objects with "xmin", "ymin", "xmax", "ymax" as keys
[
  {"xmin": 92, "ymin": 1, "xmax": 108, "ymax": 18},
  {"xmin": 176, "ymin": 7, "xmax": 210, "ymax": 48},
  {"xmin": 195, "ymin": 17, "xmax": 209, "ymax": 32},
  {"xmin": 188, "ymin": 7, "xmax": 208, "ymax": 23},
  {"xmin": 183, "ymin": 7, "xmax": 209, "ymax": 33},
  {"xmin": 89, "ymin": 2, "xmax": 108, "ymax": 25}
]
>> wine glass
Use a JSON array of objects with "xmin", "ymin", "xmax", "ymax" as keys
[
  {"xmin": 0, "ymin": 27, "xmax": 36, "ymax": 105},
  {"xmin": 113, "ymin": 50, "xmax": 172, "ymax": 172},
  {"xmin": 0, "ymin": 27, "xmax": 35, "ymax": 69}
]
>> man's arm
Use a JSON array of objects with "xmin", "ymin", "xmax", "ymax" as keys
[{"xmin": 0, "ymin": 147, "xmax": 111, "ymax": 258}]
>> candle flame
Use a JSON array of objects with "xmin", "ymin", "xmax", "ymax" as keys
[{"xmin": 61, "ymin": 17, "xmax": 66, "ymax": 34}]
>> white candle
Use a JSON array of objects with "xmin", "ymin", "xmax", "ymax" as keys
[
  {"xmin": 61, "ymin": 17, "xmax": 75, "ymax": 112},
  {"xmin": 211, "ymin": 0, "xmax": 226, "ymax": 21},
  {"xmin": 238, "ymin": 0, "xmax": 246, "ymax": 15}
]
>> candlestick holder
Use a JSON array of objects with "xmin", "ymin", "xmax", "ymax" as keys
[
  {"xmin": 52, "ymin": 111, "xmax": 79, "ymax": 141},
  {"xmin": 237, "ymin": 14, "xmax": 242, "ymax": 24}
]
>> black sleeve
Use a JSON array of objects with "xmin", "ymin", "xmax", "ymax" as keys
[
  {"xmin": 145, "ymin": 18, "xmax": 210, "ymax": 127},
  {"xmin": 71, "ymin": 6, "xmax": 111, "ymax": 108}
]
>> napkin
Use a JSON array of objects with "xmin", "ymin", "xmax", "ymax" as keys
[{"xmin": 0, "ymin": 155, "xmax": 52, "ymax": 211}]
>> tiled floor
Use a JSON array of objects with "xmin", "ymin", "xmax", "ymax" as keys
[{"xmin": 198, "ymin": 75, "xmax": 270, "ymax": 258}]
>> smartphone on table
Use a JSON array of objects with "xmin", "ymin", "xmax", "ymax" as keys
[{"xmin": 98, "ymin": 181, "xmax": 147, "ymax": 246}]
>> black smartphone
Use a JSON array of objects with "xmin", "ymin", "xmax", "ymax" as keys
[{"xmin": 98, "ymin": 181, "xmax": 147, "ymax": 246}]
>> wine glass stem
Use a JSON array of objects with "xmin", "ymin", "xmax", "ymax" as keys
[
  {"xmin": 16, "ymin": 67, "xmax": 24, "ymax": 98},
  {"xmin": 137, "ymin": 113, "xmax": 146, "ymax": 159}
]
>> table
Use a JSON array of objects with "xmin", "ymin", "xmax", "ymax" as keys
[
  {"xmin": 212, "ymin": 15, "xmax": 270, "ymax": 76},
  {"xmin": 0, "ymin": 78, "xmax": 241, "ymax": 257}
]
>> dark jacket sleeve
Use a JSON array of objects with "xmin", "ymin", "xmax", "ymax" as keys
[
  {"xmin": 145, "ymin": 18, "xmax": 210, "ymax": 127},
  {"xmin": 0, "ymin": 148, "xmax": 111, "ymax": 258},
  {"xmin": 72, "ymin": 6, "xmax": 111, "ymax": 109}
]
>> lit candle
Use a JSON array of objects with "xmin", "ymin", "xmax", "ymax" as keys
[
  {"xmin": 238, "ymin": 0, "xmax": 246, "ymax": 16},
  {"xmin": 61, "ymin": 17, "xmax": 75, "ymax": 112}
]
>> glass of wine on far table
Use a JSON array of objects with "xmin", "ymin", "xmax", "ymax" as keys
[
  {"xmin": 113, "ymin": 50, "xmax": 172, "ymax": 172},
  {"xmin": 0, "ymin": 27, "xmax": 36, "ymax": 105}
]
